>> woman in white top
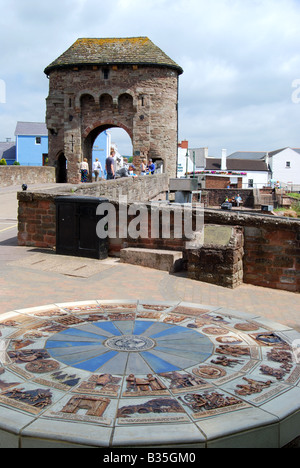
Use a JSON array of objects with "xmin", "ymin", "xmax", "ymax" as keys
[
  {"xmin": 80, "ymin": 158, "xmax": 89, "ymax": 182},
  {"xmin": 93, "ymin": 158, "xmax": 103, "ymax": 182}
]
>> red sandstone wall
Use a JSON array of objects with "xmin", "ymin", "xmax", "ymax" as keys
[
  {"xmin": 46, "ymin": 66, "xmax": 179, "ymax": 183},
  {"xmin": 205, "ymin": 176, "xmax": 243, "ymax": 189},
  {"xmin": 204, "ymin": 210, "xmax": 300, "ymax": 293},
  {"xmin": 243, "ymin": 225, "xmax": 300, "ymax": 292},
  {"xmin": 17, "ymin": 190, "xmax": 300, "ymax": 292},
  {"xmin": 18, "ymin": 197, "xmax": 56, "ymax": 248}
]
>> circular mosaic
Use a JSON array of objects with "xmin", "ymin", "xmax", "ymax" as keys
[{"xmin": 0, "ymin": 300, "xmax": 299, "ymax": 448}]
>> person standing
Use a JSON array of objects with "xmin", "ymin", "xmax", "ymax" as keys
[
  {"xmin": 93, "ymin": 158, "xmax": 103, "ymax": 182},
  {"xmin": 235, "ymin": 194, "xmax": 242, "ymax": 207},
  {"xmin": 105, "ymin": 149, "xmax": 115, "ymax": 180},
  {"xmin": 147, "ymin": 159, "xmax": 155, "ymax": 175},
  {"xmin": 140, "ymin": 159, "xmax": 147, "ymax": 175},
  {"xmin": 80, "ymin": 158, "xmax": 89, "ymax": 183}
]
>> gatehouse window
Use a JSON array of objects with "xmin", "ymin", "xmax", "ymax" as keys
[{"xmin": 102, "ymin": 68, "xmax": 110, "ymax": 79}]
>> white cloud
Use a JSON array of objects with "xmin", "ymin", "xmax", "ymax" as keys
[{"xmin": 0, "ymin": 0, "xmax": 300, "ymax": 156}]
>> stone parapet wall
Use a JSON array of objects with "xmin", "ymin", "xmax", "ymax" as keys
[
  {"xmin": 204, "ymin": 209, "xmax": 300, "ymax": 292},
  {"xmin": 18, "ymin": 195, "xmax": 56, "ymax": 248},
  {"xmin": 17, "ymin": 188, "xmax": 300, "ymax": 292},
  {"xmin": 0, "ymin": 166, "xmax": 55, "ymax": 188},
  {"xmin": 200, "ymin": 188, "xmax": 254, "ymax": 208},
  {"xmin": 74, "ymin": 173, "xmax": 169, "ymax": 203},
  {"xmin": 17, "ymin": 174, "xmax": 169, "ymax": 248},
  {"xmin": 243, "ymin": 225, "xmax": 299, "ymax": 292}
]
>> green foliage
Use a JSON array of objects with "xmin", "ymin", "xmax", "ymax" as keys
[
  {"xmin": 289, "ymin": 192, "xmax": 300, "ymax": 200},
  {"xmin": 13, "ymin": 161, "xmax": 20, "ymax": 165},
  {"xmin": 0, "ymin": 158, "xmax": 7, "ymax": 165}
]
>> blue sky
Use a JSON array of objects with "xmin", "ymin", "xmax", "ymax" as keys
[{"xmin": 1, "ymin": 0, "xmax": 300, "ymax": 157}]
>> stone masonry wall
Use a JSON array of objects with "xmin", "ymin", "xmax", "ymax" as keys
[
  {"xmin": 17, "ymin": 186, "xmax": 300, "ymax": 292},
  {"xmin": 186, "ymin": 226, "xmax": 244, "ymax": 289},
  {"xmin": 18, "ymin": 195, "xmax": 56, "ymax": 248},
  {"xmin": 243, "ymin": 225, "xmax": 300, "ymax": 292},
  {"xmin": 0, "ymin": 166, "xmax": 55, "ymax": 188},
  {"xmin": 74, "ymin": 173, "xmax": 169, "ymax": 203},
  {"xmin": 46, "ymin": 66, "xmax": 179, "ymax": 183},
  {"xmin": 17, "ymin": 174, "xmax": 169, "ymax": 248},
  {"xmin": 204, "ymin": 209, "xmax": 300, "ymax": 292},
  {"xmin": 200, "ymin": 189, "xmax": 255, "ymax": 208}
]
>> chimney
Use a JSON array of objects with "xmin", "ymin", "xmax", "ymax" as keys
[
  {"xmin": 265, "ymin": 152, "xmax": 269, "ymax": 168},
  {"xmin": 178, "ymin": 140, "xmax": 189, "ymax": 149},
  {"xmin": 221, "ymin": 149, "xmax": 227, "ymax": 171}
]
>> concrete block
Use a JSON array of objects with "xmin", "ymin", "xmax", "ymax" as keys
[{"xmin": 120, "ymin": 247, "xmax": 183, "ymax": 273}]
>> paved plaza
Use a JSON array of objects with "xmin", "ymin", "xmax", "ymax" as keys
[
  {"xmin": 0, "ymin": 185, "xmax": 299, "ymax": 333},
  {"xmin": 0, "ymin": 185, "xmax": 299, "ymax": 448}
]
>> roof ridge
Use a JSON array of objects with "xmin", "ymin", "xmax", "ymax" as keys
[{"xmin": 44, "ymin": 37, "xmax": 183, "ymax": 75}]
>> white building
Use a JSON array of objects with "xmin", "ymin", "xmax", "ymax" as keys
[
  {"xmin": 228, "ymin": 148, "xmax": 300, "ymax": 189},
  {"xmin": 268, "ymin": 148, "xmax": 300, "ymax": 188},
  {"xmin": 205, "ymin": 151, "xmax": 270, "ymax": 188},
  {"xmin": 177, "ymin": 141, "xmax": 206, "ymax": 177}
]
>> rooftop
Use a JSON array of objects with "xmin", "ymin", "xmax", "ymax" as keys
[
  {"xmin": 44, "ymin": 37, "xmax": 183, "ymax": 75},
  {"xmin": 227, "ymin": 151, "xmax": 267, "ymax": 160},
  {"xmin": 205, "ymin": 158, "xmax": 269, "ymax": 172},
  {"xmin": 15, "ymin": 121, "xmax": 47, "ymax": 136},
  {"xmin": 0, "ymin": 141, "xmax": 16, "ymax": 160}
]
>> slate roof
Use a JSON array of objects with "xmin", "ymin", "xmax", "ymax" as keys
[
  {"xmin": 0, "ymin": 141, "xmax": 16, "ymax": 160},
  {"xmin": 268, "ymin": 147, "xmax": 300, "ymax": 157},
  {"xmin": 229, "ymin": 148, "xmax": 300, "ymax": 159},
  {"xmin": 205, "ymin": 158, "xmax": 269, "ymax": 172},
  {"xmin": 227, "ymin": 151, "xmax": 267, "ymax": 160},
  {"xmin": 44, "ymin": 37, "xmax": 183, "ymax": 75},
  {"xmin": 15, "ymin": 122, "xmax": 47, "ymax": 136}
]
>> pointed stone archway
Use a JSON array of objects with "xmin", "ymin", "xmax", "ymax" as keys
[{"xmin": 44, "ymin": 37, "xmax": 183, "ymax": 183}]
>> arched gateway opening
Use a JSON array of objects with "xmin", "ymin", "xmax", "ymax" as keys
[
  {"xmin": 44, "ymin": 37, "xmax": 183, "ymax": 184},
  {"xmin": 83, "ymin": 124, "xmax": 133, "ymax": 180},
  {"xmin": 56, "ymin": 153, "xmax": 67, "ymax": 183}
]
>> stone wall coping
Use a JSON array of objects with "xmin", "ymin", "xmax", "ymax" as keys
[
  {"xmin": 204, "ymin": 208, "xmax": 300, "ymax": 229},
  {"xmin": 18, "ymin": 187, "xmax": 300, "ymax": 231}
]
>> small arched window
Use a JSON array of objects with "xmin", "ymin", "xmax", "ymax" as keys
[{"xmin": 118, "ymin": 93, "xmax": 134, "ymax": 112}]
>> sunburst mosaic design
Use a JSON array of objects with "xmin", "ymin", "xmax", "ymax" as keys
[{"xmin": 0, "ymin": 300, "xmax": 299, "ymax": 448}]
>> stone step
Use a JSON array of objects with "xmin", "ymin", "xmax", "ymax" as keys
[{"xmin": 120, "ymin": 247, "xmax": 184, "ymax": 273}]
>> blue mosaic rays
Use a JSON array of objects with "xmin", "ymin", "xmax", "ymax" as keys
[{"xmin": 46, "ymin": 320, "xmax": 214, "ymax": 374}]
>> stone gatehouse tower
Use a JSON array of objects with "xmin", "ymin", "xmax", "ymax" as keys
[{"xmin": 44, "ymin": 37, "xmax": 183, "ymax": 183}]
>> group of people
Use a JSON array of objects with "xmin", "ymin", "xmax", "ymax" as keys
[
  {"xmin": 79, "ymin": 157, "xmax": 105, "ymax": 182},
  {"xmin": 79, "ymin": 148, "xmax": 156, "ymax": 183},
  {"xmin": 224, "ymin": 194, "xmax": 243, "ymax": 207}
]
